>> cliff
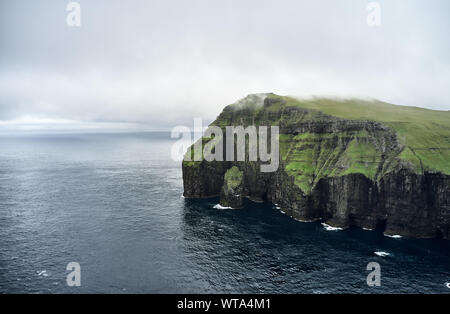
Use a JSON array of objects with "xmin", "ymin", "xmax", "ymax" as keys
[{"xmin": 182, "ymin": 93, "xmax": 450, "ymax": 239}]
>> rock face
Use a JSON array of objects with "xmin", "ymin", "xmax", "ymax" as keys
[{"xmin": 182, "ymin": 94, "xmax": 450, "ymax": 239}]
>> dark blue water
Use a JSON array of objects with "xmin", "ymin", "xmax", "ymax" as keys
[{"xmin": 0, "ymin": 132, "xmax": 449, "ymax": 293}]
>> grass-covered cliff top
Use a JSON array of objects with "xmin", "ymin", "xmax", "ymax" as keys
[{"xmin": 268, "ymin": 94, "xmax": 450, "ymax": 176}]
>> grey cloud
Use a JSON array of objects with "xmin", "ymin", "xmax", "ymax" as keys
[{"xmin": 1, "ymin": 0, "xmax": 449, "ymax": 128}]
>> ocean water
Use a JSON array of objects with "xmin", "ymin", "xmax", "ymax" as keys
[{"xmin": 0, "ymin": 132, "xmax": 449, "ymax": 294}]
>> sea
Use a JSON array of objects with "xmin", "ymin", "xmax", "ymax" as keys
[{"xmin": 0, "ymin": 132, "xmax": 449, "ymax": 293}]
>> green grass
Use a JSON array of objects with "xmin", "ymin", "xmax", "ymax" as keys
[
  {"xmin": 224, "ymin": 166, "xmax": 243, "ymax": 189},
  {"xmin": 274, "ymin": 95, "xmax": 450, "ymax": 175},
  {"xmin": 280, "ymin": 131, "xmax": 384, "ymax": 193},
  {"xmin": 339, "ymin": 139, "xmax": 381, "ymax": 178}
]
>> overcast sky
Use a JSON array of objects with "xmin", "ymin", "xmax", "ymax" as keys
[{"xmin": 1, "ymin": 0, "xmax": 449, "ymax": 130}]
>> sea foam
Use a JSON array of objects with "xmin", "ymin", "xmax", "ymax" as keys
[
  {"xmin": 213, "ymin": 204, "xmax": 233, "ymax": 210},
  {"xmin": 374, "ymin": 251, "xmax": 391, "ymax": 257},
  {"xmin": 384, "ymin": 234, "xmax": 402, "ymax": 239},
  {"xmin": 321, "ymin": 223, "xmax": 343, "ymax": 231}
]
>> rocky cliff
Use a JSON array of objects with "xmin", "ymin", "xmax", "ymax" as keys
[{"xmin": 182, "ymin": 93, "xmax": 450, "ymax": 239}]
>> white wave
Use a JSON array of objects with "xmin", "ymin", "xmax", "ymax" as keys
[
  {"xmin": 280, "ymin": 210, "xmax": 286, "ymax": 214},
  {"xmin": 384, "ymin": 234, "xmax": 402, "ymax": 239},
  {"xmin": 37, "ymin": 270, "xmax": 48, "ymax": 277},
  {"xmin": 446, "ymin": 282, "xmax": 450, "ymax": 289},
  {"xmin": 294, "ymin": 217, "xmax": 315, "ymax": 223},
  {"xmin": 374, "ymin": 251, "xmax": 391, "ymax": 257},
  {"xmin": 213, "ymin": 204, "xmax": 232, "ymax": 210},
  {"xmin": 362, "ymin": 227, "xmax": 373, "ymax": 231},
  {"xmin": 321, "ymin": 223, "xmax": 343, "ymax": 231}
]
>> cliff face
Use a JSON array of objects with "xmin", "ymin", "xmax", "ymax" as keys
[{"xmin": 182, "ymin": 94, "xmax": 450, "ymax": 239}]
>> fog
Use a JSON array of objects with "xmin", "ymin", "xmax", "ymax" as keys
[{"xmin": 1, "ymin": 0, "xmax": 449, "ymax": 130}]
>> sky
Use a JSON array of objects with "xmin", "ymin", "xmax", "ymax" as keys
[{"xmin": 1, "ymin": 0, "xmax": 449, "ymax": 131}]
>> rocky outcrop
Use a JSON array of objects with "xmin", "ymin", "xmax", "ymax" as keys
[
  {"xmin": 219, "ymin": 166, "xmax": 244, "ymax": 208},
  {"xmin": 182, "ymin": 94, "xmax": 450, "ymax": 239}
]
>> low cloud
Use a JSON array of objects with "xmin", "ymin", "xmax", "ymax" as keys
[{"xmin": 1, "ymin": 0, "xmax": 449, "ymax": 129}]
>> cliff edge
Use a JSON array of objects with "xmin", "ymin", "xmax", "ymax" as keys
[{"xmin": 182, "ymin": 93, "xmax": 450, "ymax": 239}]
